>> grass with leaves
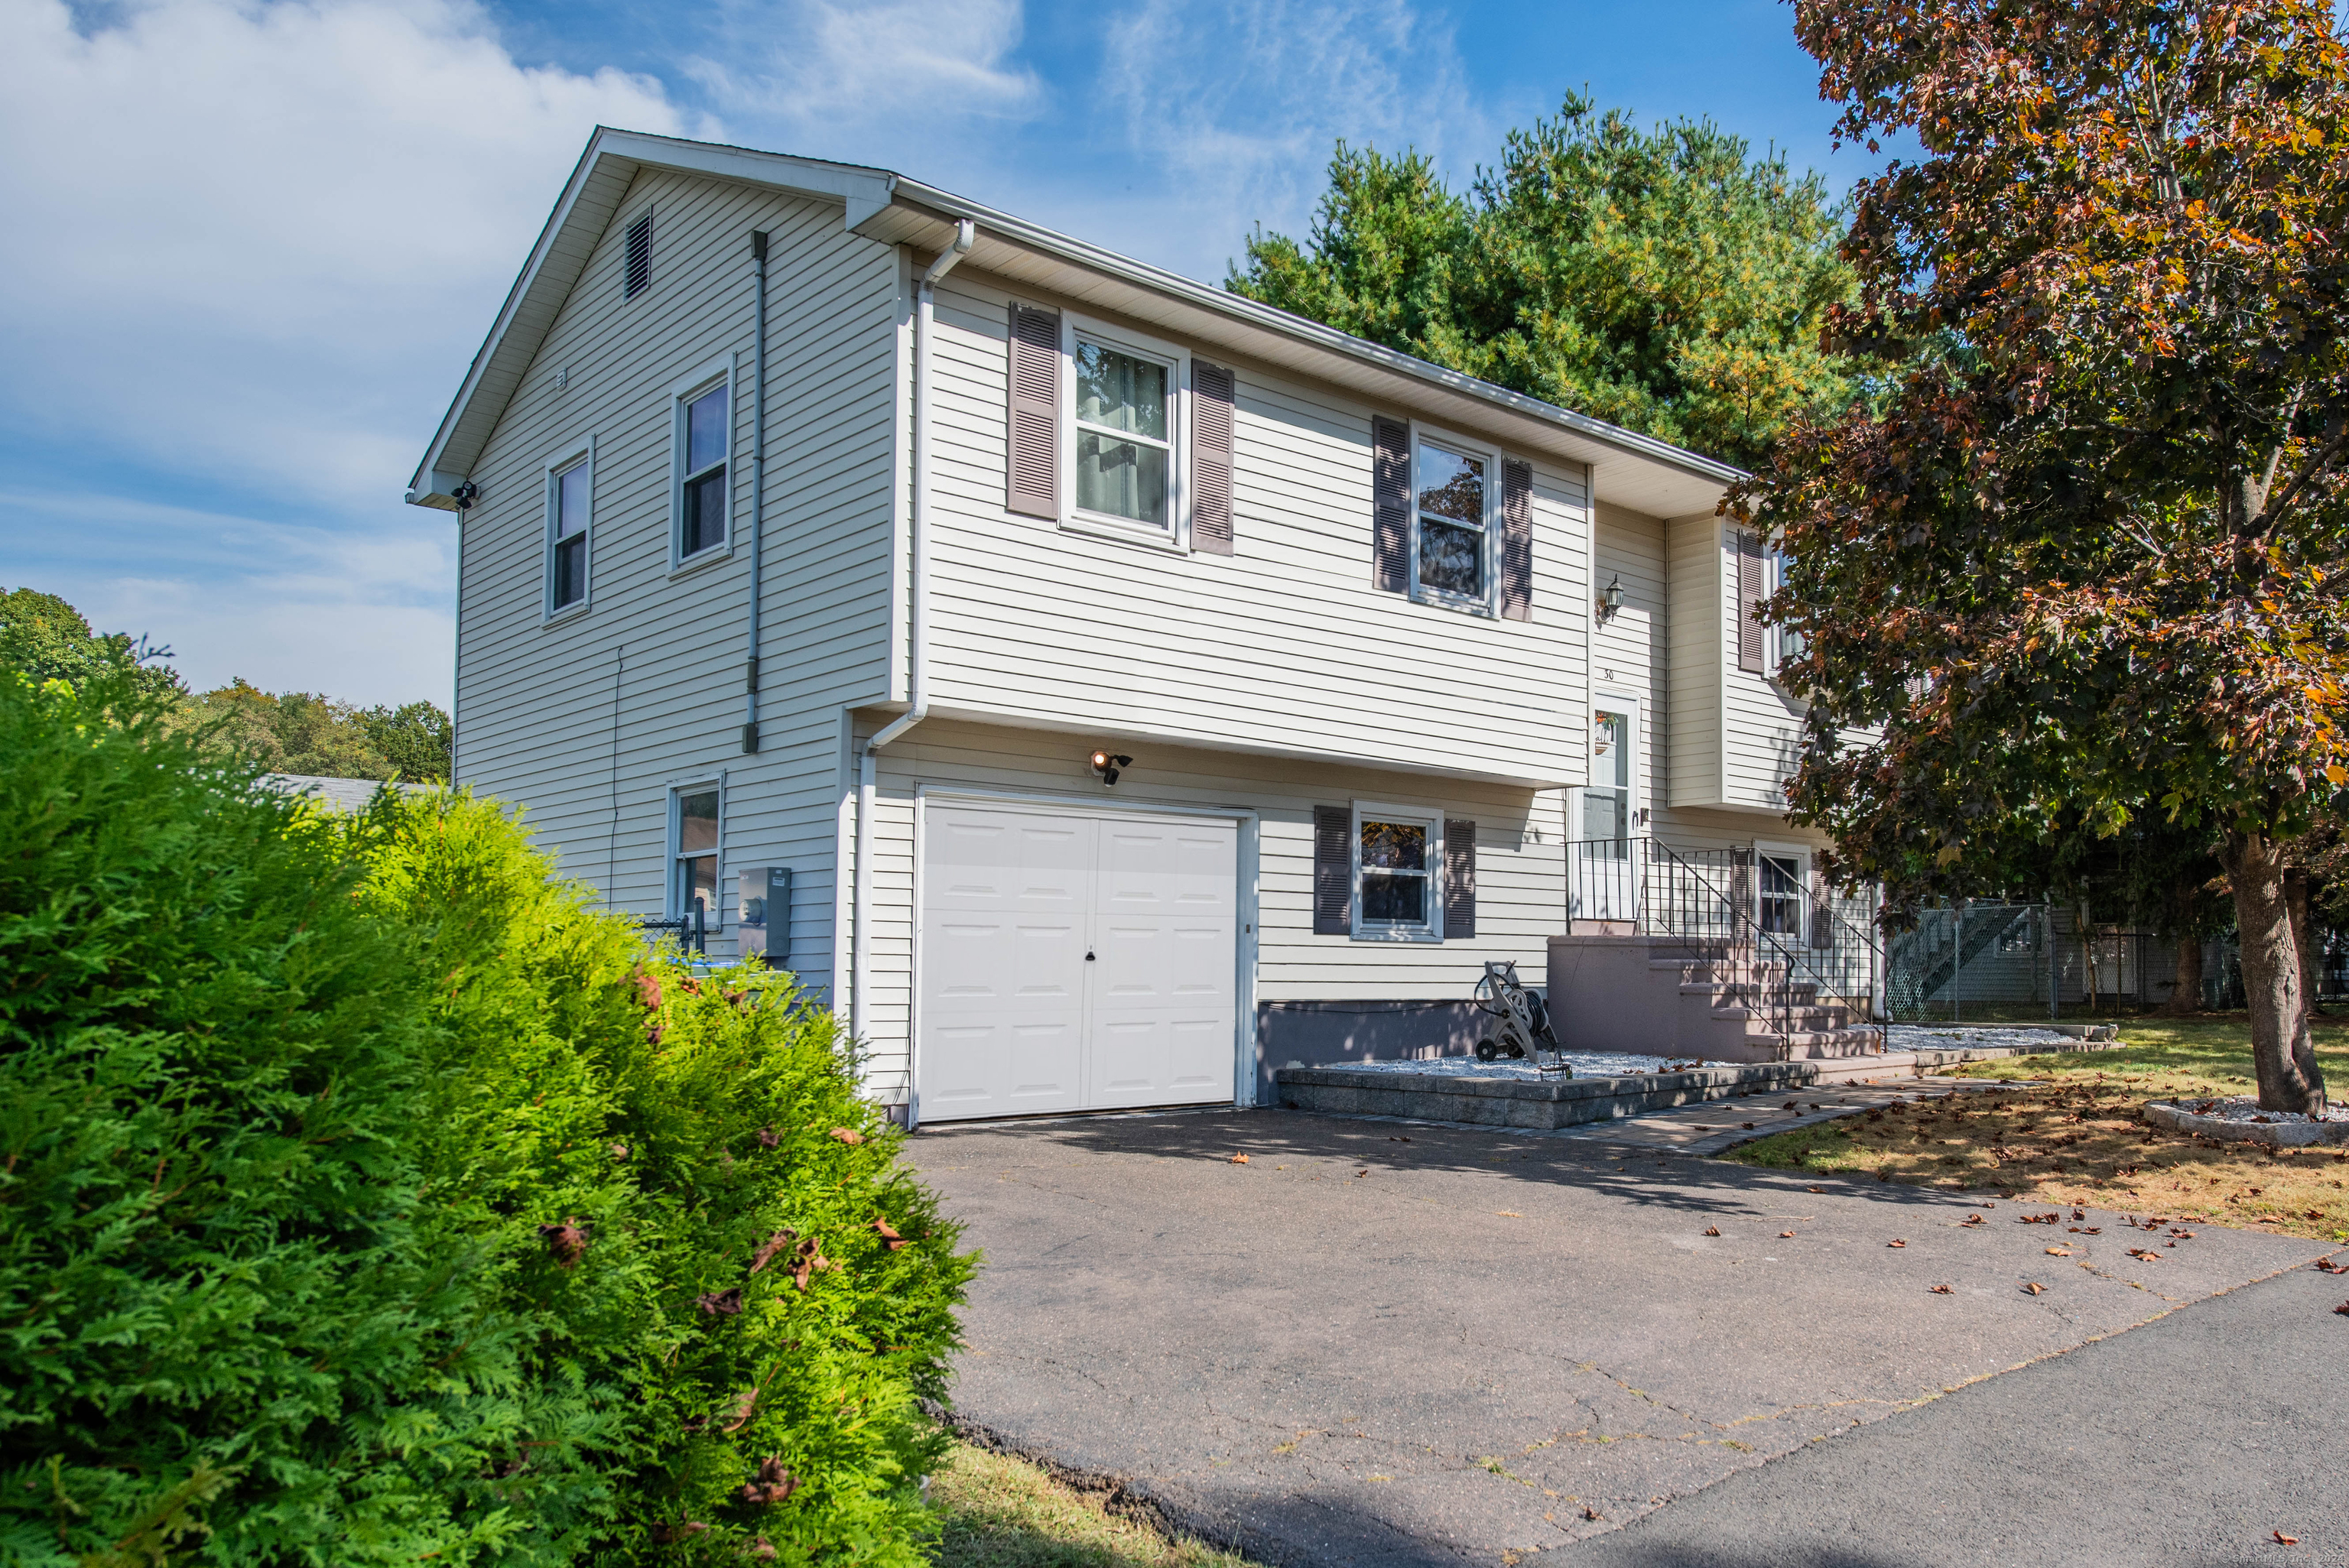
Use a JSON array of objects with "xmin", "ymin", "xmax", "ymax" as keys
[
  {"xmin": 1728, "ymin": 1017, "xmax": 2349, "ymax": 1242},
  {"xmin": 927, "ymin": 1437, "xmax": 1250, "ymax": 1568}
]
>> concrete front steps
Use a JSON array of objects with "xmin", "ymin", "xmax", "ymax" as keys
[{"xmin": 1551, "ymin": 932, "xmax": 1883, "ymax": 1063}]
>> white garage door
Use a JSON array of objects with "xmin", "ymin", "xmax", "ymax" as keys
[{"xmin": 918, "ymin": 803, "xmax": 1239, "ymax": 1122}]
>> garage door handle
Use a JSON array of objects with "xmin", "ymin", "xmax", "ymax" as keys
[{"xmin": 1085, "ymin": 950, "xmax": 1096, "ymax": 961}]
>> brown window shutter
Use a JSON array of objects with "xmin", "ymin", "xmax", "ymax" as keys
[
  {"xmin": 1192, "ymin": 361, "xmax": 1236, "ymax": 555},
  {"xmin": 1313, "ymin": 806, "xmax": 1351, "ymax": 935},
  {"xmin": 1736, "ymin": 530, "xmax": 1766, "ymax": 673},
  {"xmin": 1372, "ymin": 416, "xmax": 1410, "ymax": 592},
  {"xmin": 1005, "ymin": 304, "xmax": 1061, "ymax": 518},
  {"xmin": 1444, "ymin": 820, "xmax": 1477, "ymax": 940},
  {"xmin": 1499, "ymin": 458, "xmax": 1533, "ymax": 621}
]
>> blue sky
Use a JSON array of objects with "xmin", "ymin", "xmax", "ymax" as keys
[{"xmin": 0, "ymin": 0, "xmax": 1879, "ymax": 707}]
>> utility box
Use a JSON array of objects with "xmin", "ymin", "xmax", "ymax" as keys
[{"xmin": 737, "ymin": 866, "xmax": 789, "ymax": 967}]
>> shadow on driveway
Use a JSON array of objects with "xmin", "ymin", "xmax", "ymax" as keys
[{"xmin": 909, "ymin": 1108, "xmax": 2321, "ymax": 1568}]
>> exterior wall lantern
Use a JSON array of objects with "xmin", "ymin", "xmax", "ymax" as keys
[
  {"xmin": 1089, "ymin": 749, "xmax": 1132, "ymax": 785},
  {"xmin": 1597, "ymin": 573, "xmax": 1626, "ymax": 621}
]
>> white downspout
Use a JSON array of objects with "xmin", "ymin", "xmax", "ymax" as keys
[{"xmin": 851, "ymin": 219, "xmax": 973, "ymax": 1122}]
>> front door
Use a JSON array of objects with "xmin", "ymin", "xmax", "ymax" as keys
[
  {"xmin": 918, "ymin": 803, "xmax": 1239, "ymax": 1121},
  {"xmin": 1573, "ymin": 707, "xmax": 1636, "ymax": 922}
]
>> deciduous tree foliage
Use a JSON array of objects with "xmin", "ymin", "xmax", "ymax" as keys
[
  {"xmin": 1738, "ymin": 0, "xmax": 2349, "ymax": 1109},
  {"xmin": 1229, "ymin": 97, "xmax": 1869, "ymax": 469}
]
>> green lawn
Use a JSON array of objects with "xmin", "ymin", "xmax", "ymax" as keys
[{"xmin": 928, "ymin": 1437, "xmax": 1251, "ymax": 1568}]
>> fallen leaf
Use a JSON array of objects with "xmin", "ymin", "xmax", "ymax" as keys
[
  {"xmin": 1582, "ymin": 1507, "xmax": 1603, "ymax": 1521},
  {"xmin": 1779, "ymin": 1231, "xmax": 1796, "ymax": 1239},
  {"xmin": 1703, "ymin": 1226, "xmax": 1721, "ymax": 1237},
  {"xmin": 1961, "ymin": 1215, "xmax": 1986, "ymax": 1227},
  {"xmin": 1887, "ymin": 1239, "xmax": 1906, "ymax": 1248},
  {"xmin": 1388, "ymin": 1135, "xmax": 1412, "ymax": 1143},
  {"xmin": 2024, "ymin": 1282, "xmax": 2046, "ymax": 1294},
  {"xmin": 1806, "ymin": 1186, "xmax": 1825, "ymax": 1193},
  {"xmin": 1929, "ymin": 1284, "xmax": 1954, "ymax": 1294},
  {"xmin": 609, "ymin": 1142, "xmax": 630, "ymax": 1162},
  {"xmin": 829, "ymin": 1127, "xmax": 865, "ymax": 1145},
  {"xmin": 2274, "ymin": 1531, "xmax": 2299, "ymax": 1544},
  {"xmin": 749, "ymin": 1229, "xmax": 798, "ymax": 1274},
  {"xmin": 872, "ymin": 1218, "xmax": 908, "ymax": 1251},
  {"xmin": 1496, "ymin": 1210, "xmax": 1522, "ymax": 1219},
  {"xmin": 538, "ymin": 1220, "xmax": 588, "ymax": 1269},
  {"xmin": 1354, "ymin": 1167, "xmax": 1370, "ymax": 1178},
  {"xmin": 2334, "ymin": 1301, "xmax": 2349, "ymax": 1316},
  {"xmin": 757, "ymin": 1125, "xmax": 781, "ymax": 1149},
  {"xmin": 1230, "ymin": 1153, "xmax": 1250, "ymax": 1164},
  {"xmin": 2045, "ymin": 1247, "xmax": 2072, "ymax": 1256},
  {"xmin": 1742, "ymin": 1122, "xmax": 1756, "ymax": 1131},
  {"xmin": 739, "ymin": 1456, "xmax": 798, "ymax": 1508},
  {"xmin": 697, "ymin": 1287, "xmax": 744, "ymax": 1317}
]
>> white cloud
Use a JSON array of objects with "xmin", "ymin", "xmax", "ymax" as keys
[
  {"xmin": 1089, "ymin": 0, "xmax": 1495, "ymax": 280},
  {"xmin": 2, "ymin": 487, "xmax": 457, "ymax": 705},
  {"xmin": 683, "ymin": 0, "xmax": 1040, "ymax": 134},
  {"xmin": 0, "ymin": 0, "xmax": 704, "ymax": 509},
  {"xmin": 0, "ymin": 0, "xmax": 715, "ymax": 704}
]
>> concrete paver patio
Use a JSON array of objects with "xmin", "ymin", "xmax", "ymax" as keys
[{"xmin": 908, "ymin": 1104, "xmax": 2325, "ymax": 1568}]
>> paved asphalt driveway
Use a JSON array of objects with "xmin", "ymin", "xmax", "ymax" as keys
[{"xmin": 908, "ymin": 1104, "xmax": 2330, "ymax": 1568}]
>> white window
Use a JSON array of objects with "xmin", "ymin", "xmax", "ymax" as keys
[
  {"xmin": 1756, "ymin": 842, "xmax": 1810, "ymax": 942},
  {"xmin": 671, "ymin": 785, "xmax": 723, "ymax": 930},
  {"xmin": 544, "ymin": 444, "xmax": 592, "ymax": 617},
  {"xmin": 671, "ymin": 362, "xmax": 732, "ymax": 564},
  {"xmin": 1768, "ymin": 547, "xmax": 1805, "ymax": 672},
  {"xmin": 1063, "ymin": 318, "xmax": 1186, "ymax": 544},
  {"xmin": 1413, "ymin": 430, "xmax": 1494, "ymax": 609},
  {"xmin": 1353, "ymin": 802, "xmax": 1443, "ymax": 940}
]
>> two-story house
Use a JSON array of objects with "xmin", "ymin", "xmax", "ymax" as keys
[{"xmin": 405, "ymin": 129, "xmax": 1871, "ymax": 1126}]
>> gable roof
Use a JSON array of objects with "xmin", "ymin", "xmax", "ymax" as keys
[{"xmin": 407, "ymin": 128, "xmax": 1746, "ymax": 519}]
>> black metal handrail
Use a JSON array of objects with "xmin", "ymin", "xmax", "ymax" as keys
[{"xmin": 1568, "ymin": 837, "xmax": 1883, "ymax": 1051}]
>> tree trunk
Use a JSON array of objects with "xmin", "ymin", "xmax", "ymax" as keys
[
  {"xmin": 2162, "ymin": 929, "xmax": 2205, "ymax": 1016},
  {"xmin": 2221, "ymin": 831, "xmax": 2328, "ymax": 1112},
  {"xmin": 2286, "ymin": 866, "xmax": 2323, "ymax": 1017}
]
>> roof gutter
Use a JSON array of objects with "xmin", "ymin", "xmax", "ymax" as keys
[{"xmin": 850, "ymin": 219, "xmax": 973, "ymax": 1115}]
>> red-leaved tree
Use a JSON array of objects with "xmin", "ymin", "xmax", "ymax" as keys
[{"xmin": 1740, "ymin": 0, "xmax": 2349, "ymax": 1109}]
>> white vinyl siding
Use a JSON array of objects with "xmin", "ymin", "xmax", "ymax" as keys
[
  {"xmin": 450, "ymin": 167, "xmax": 904, "ymax": 1002},
  {"xmin": 846, "ymin": 716, "xmax": 1567, "ymax": 1102},
  {"xmin": 1660, "ymin": 512, "xmax": 1810, "ymax": 813},
  {"xmin": 920, "ymin": 271, "xmax": 1592, "ymax": 786}
]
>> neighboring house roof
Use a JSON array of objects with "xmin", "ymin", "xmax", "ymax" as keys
[
  {"xmin": 262, "ymin": 774, "xmax": 427, "ymax": 813},
  {"xmin": 408, "ymin": 128, "xmax": 1746, "ymax": 522}
]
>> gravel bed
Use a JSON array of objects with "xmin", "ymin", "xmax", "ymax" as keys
[
  {"xmin": 1886, "ymin": 1024, "xmax": 2083, "ymax": 1053},
  {"xmin": 1317, "ymin": 1051, "xmax": 1710, "ymax": 1081}
]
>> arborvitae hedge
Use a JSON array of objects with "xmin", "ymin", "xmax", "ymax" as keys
[{"xmin": 0, "ymin": 668, "xmax": 972, "ymax": 1564}]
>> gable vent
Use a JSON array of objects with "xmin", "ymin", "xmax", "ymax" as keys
[{"xmin": 623, "ymin": 212, "xmax": 652, "ymax": 300}]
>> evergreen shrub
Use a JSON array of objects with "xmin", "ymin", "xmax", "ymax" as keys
[{"xmin": 0, "ymin": 667, "xmax": 972, "ymax": 1565}]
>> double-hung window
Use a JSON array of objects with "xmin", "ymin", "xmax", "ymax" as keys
[
  {"xmin": 1767, "ymin": 547, "xmax": 1806, "ymax": 673},
  {"xmin": 1354, "ymin": 803, "xmax": 1442, "ymax": 940},
  {"xmin": 674, "ymin": 366, "xmax": 731, "ymax": 563},
  {"xmin": 546, "ymin": 445, "xmax": 591, "ymax": 616},
  {"xmin": 1068, "ymin": 326, "xmax": 1180, "ymax": 537},
  {"xmin": 673, "ymin": 786, "xmax": 721, "ymax": 930},
  {"xmin": 1413, "ymin": 434, "xmax": 1492, "ymax": 606}
]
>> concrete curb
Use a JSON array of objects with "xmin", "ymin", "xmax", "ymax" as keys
[
  {"xmin": 1273, "ymin": 1061, "xmax": 1821, "ymax": 1130},
  {"xmin": 2143, "ymin": 1100, "xmax": 2349, "ymax": 1147}
]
